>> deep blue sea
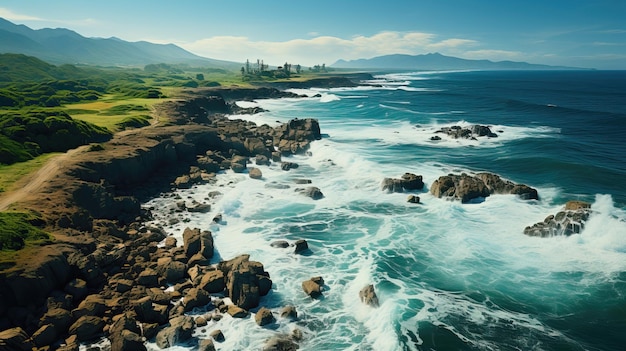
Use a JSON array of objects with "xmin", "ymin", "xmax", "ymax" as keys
[{"xmin": 142, "ymin": 70, "xmax": 626, "ymax": 351}]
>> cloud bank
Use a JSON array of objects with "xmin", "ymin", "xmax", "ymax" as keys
[{"xmin": 180, "ymin": 31, "xmax": 481, "ymax": 66}]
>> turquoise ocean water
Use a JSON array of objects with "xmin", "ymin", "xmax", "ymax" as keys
[{"xmin": 143, "ymin": 70, "xmax": 626, "ymax": 351}]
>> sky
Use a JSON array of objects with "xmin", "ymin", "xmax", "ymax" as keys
[{"xmin": 1, "ymin": 0, "xmax": 625, "ymax": 69}]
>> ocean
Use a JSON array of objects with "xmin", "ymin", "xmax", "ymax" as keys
[{"xmin": 143, "ymin": 70, "xmax": 626, "ymax": 351}]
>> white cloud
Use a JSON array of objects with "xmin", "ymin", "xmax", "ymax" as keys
[
  {"xmin": 179, "ymin": 31, "xmax": 478, "ymax": 66},
  {"xmin": 0, "ymin": 7, "xmax": 44, "ymax": 21}
]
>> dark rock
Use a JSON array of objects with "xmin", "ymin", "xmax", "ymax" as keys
[
  {"xmin": 359, "ymin": 284, "xmax": 379, "ymax": 307},
  {"xmin": 218, "ymin": 254, "xmax": 271, "ymax": 310},
  {"xmin": 210, "ymin": 329, "xmax": 225, "ymax": 342},
  {"xmin": 294, "ymin": 239, "xmax": 309, "ymax": 254},
  {"xmin": 183, "ymin": 227, "xmax": 214, "ymax": 260},
  {"xmin": 137, "ymin": 268, "xmax": 159, "ymax": 287},
  {"xmin": 382, "ymin": 173, "xmax": 424, "ymax": 193},
  {"xmin": 31, "ymin": 324, "xmax": 58, "ymax": 348},
  {"xmin": 183, "ymin": 288, "xmax": 211, "ymax": 311},
  {"xmin": 212, "ymin": 213, "xmax": 223, "ymax": 223},
  {"xmin": 270, "ymin": 240, "xmax": 289, "ymax": 248},
  {"xmin": 302, "ymin": 276, "xmax": 324, "ymax": 298},
  {"xmin": 407, "ymin": 195, "xmax": 420, "ymax": 204},
  {"xmin": 155, "ymin": 315, "xmax": 195, "ymax": 348},
  {"xmin": 255, "ymin": 307, "xmax": 275, "ymax": 326},
  {"xmin": 108, "ymin": 313, "xmax": 145, "ymax": 351},
  {"xmin": 298, "ymin": 187, "xmax": 324, "ymax": 200},
  {"xmin": 197, "ymin": 270, "xmax": 225, "ymax": 293},
  {"xmin": 188, "ymin": 203, "xmax": 211, "ymax": 213},
  {"xmin": 0, "ymin": 327, "xmax": 35, "ymax": 351},
  {"xmin": 72, "ymin": 294, "xmax": 106, "ymax": 319},
  {"xmin": 280, "ymin": 305, "xmax": 298, "ymax": 320},
  {"xmin": 263, "ymin": 335, "xmax": 299, "ymax": 351},
  {"xmin": 68, "ymin": 315, "xmax": 104, "ymax": 342},
  {"xmin": 227, "ymin": 305, "xmax": 249, "ymax": 318},
  {"xmin": 281, "ymin": 162, "xmax": 299, "ymax": 171},
  {"xmin": 40, "ymin": 308, "xmax": 72, "ymax": 332},
  {"xmin": 255, "ymin": 154, "xmax": 271, "ymax": 166},
  {"xmin": 431, "ymin": 172, "xmax": 538, "ymax": 203},
  {"xmin": 157, "ymin": 258, "xmax": 187, "ymax": 284},
  {"xmin": 524, "ymin": 201, "xmax": 592, "ymax": 237},
  {"xmin": 199, "ymin": 338, "xmax": 217, "ymax": 351}
]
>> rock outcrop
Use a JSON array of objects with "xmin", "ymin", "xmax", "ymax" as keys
[
  {"xmin": 433, "ymin": 124, "xmax": 498, "ymax": 140},
  {"xmin": 381, "ymin": 173, "xmax": 424, "ymax": 193},
  {"xmin": 218, "ymin": 255, "xmax": 272, "ymax": 310},
  {"xmin": 359, "ymin": 284, "xmax": 379, "ymax": 307},
  {"xmin": 524, "ymin": 201, "xmax": 592, "ymax": 237},
  {"xmin": 430, "ymin": 172, "xmax": 538, "ymax": 203}
]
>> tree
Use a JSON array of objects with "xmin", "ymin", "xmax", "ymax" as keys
[
  {"xmin": 295, "ymin": 64, "xmax": 301, "ymax": 74},
  {"xmin": 241, "ymin": 67, "xmax": 245, "ymax": 76},
  {"xmin": 196, "ymin": 73, "xmax": 204, "ymax": 81}
]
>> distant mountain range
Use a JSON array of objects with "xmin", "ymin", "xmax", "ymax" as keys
[
  {"xmin": 0, "ymin": 17, "xmax": 239, "ymax": 68},
  {"xmin": 332, "ymin": 53, "xmax": 585, "ymax": 71}
]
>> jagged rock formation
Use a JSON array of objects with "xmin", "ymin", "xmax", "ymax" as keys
[
  {"xmin": 524, "ymin": 201, "xmax": 592, "ymax": 237},
  {"xmin": 431, "ymin": 172, "xmax": 538, "ymax": 203},
  {"xmin": 381, "ymin": 173, "xmax": 424, "ymax": 193},
  {"xmin": 432, "ymin": 124, "xmax": 498, "ymax": 140}
]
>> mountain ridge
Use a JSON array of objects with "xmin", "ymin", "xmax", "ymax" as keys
[
  {"xmin": 0, "ymin": 17, "xmax": 239, "ymax": 68},
  {"xmin": 332, "ymin": 52, "xmax": 587, "ymax": 70}
]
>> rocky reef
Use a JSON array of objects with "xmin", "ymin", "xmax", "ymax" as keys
[
  {"xmin": 430, "ymin": 172, "xmax": 538, "ymax": 203},
  {"xmin": 430, "ymin": 124, "xmax": 499, "ymax": 141},
  {"xmin": 524, "ymin": 200, "xmax": 592, "ymax": 237}
]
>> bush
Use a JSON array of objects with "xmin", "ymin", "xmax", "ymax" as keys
[{"xmin": 0, "ymin": 212, "xmax": 50, "ymax": 251}]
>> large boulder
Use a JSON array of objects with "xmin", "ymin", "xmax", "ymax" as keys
[
  {"xmin": 302, "ymin": 276, "xmax": 324, "ymax": 298},
  {"xmin": 108, "ymin": 312, "xmax": 145, "ymax": 350},
  {"xmin": 218, "ymin": 255, "xmax": 271, "ymax": 310},
  {"xmin": 155, "ymin": 315, "xmax": 195, "ymax": 348},
  {"xmin": 2, "ymin": 245, "xmax": 73, "ymax": 308},
  {"xmin": 183, "ymin": 288, "xmax": 211, "ymax": 312},
  {"xmin": 183, "ymin": 227, "xmax": 214, "ymax": 260},
  {"xmin": 0, "ymin": 327, "xmax": 34, "ymax": 351},
  {"xmin": 255, "ymin": 307, "xmax": 275, "ymax": 326},
  {"xmin": 381, "ymin": 173, "xmax": 424, "ymax": 193},
  {"xmin": 68, "ymin": 315, "xmax": 104, "ymax": 342},
  {"xmin": 197, "ymin": 270, "xmax": 225, "ymax": 293}
]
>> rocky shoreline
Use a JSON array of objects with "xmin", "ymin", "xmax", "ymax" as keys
[
  {"xmin": 0, "ymin": 82, "xmax": 335, "ymax": 351},
  {"xmin": 0, "ymin": 77, "xmax": 592, "ymax": 351}
]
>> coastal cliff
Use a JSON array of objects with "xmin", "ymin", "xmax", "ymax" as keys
[{"xmin": 0, "ymin": 86, "xmax": 324, "ymax": 350}]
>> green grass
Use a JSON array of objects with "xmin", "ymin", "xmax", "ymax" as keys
[{"xmin": 0, "ymin": 211, "xmax": 51, "ymax": 251}]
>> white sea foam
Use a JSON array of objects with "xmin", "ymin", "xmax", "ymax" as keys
[{"xmin": 137, "ymin": 77, "xmax": 625, "ymax": 350}]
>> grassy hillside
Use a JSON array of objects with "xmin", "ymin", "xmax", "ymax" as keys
[{"xmin": 0, "ymin": 110, "xmax": 112, "ymax": 164}]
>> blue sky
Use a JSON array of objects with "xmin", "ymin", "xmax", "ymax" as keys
[{"xmin": 1, "ymin": 0, "xmax": 625, "ymax": 69}]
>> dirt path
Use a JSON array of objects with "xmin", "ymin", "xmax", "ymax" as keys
[
  {"xmin": 0, "ymin": 104, "xmax": 167, "ymax": 212},
  {"xmin": 0, "ymin": 146, "xmax": 86, "ymax": 211}
]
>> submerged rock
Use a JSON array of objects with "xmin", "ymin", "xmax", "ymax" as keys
[{"xmin": 359, "ymin": 284, "xmax": 380, "ymax": 307}]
